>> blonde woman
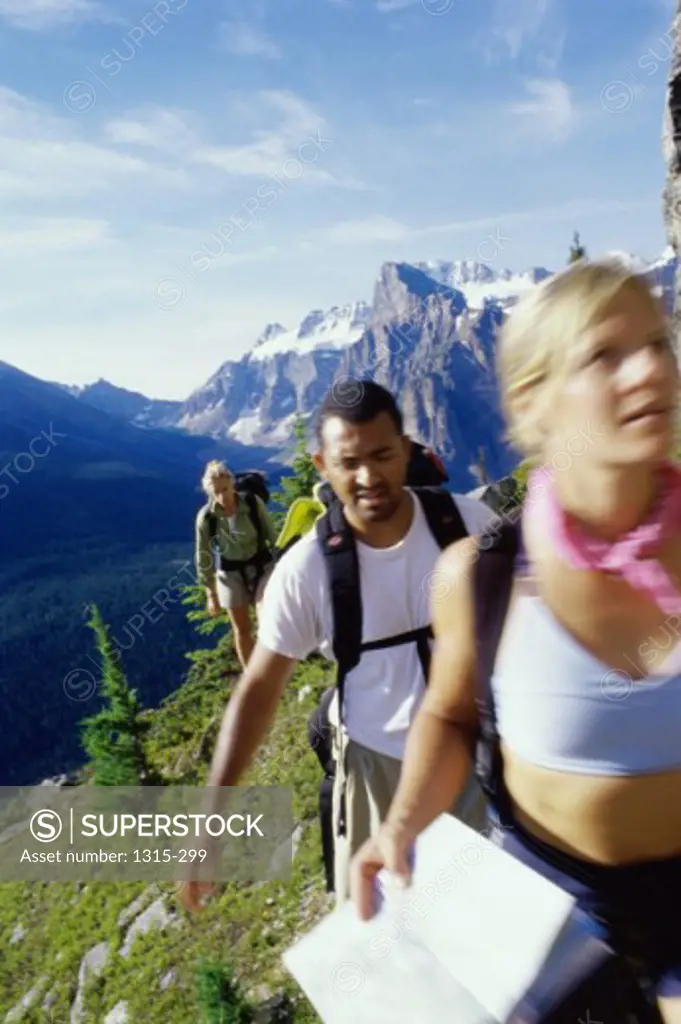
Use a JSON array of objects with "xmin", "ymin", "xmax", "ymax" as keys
[
  {"xmin": 195, "ymin": 461, "xmax": 278, "ymax": 668},
  {"xmin": 350, "ymin": 260, "xmax": 681, "ymax": 1019}
]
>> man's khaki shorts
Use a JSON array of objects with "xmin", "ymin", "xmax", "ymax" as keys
[{"xmin": 330, "ymin": 731, "xmax": 489, "ymax": 904}]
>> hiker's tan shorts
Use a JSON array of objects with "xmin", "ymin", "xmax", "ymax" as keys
[
  {"xmin": 331, "ymin": 732, "xmax": 489, "ymax": 904},
  {"xmin": 216, "ymin": 562, "xmax": 274, "ymax": 609}
]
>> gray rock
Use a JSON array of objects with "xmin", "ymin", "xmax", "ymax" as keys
[
  {"xmin": 663, "ymin": 1, "xmax": 681, "ymax": 356},
  {"xmin": 253, "ymin": 992, "xmax": 295, "ymax": 1024},
  {"xmin": 118, "ymin": 897, "xmax": 182, "ymax": 958},
  {"xmin": 70, "ymin": 941, "xmax": 110, "ymax": 1024},
  {"xmin": 117, "ymin": 885, "xmax": 156, "ymax": 928},
  {"xmin": 103, "ymin": 1001, "xmax": 128, "ymax": 1023},
  {"xmin": 39, "ymin": 774, "xmax": 70, "ymax": 787},
  {"xmin": 41, "ymin": 984, "xmax": 58, "ymax": 1011},
  {"xmin": 4, "ymin": 976, "xmax": 49, "ymax": 1022},
  {"xmin": 159, "ymin": 969, "xmax": 176, "ymax": 991},
  {"xmin": 291, "ymin": 823, "xmax": 304, "ymax": 859},
  {"xmin": 9, "ymin": 923, "xmax": 25, "ymax": 944},
  {"xmin": 267, "ymin": 823, "xmax": 305, "ymax": 877}
]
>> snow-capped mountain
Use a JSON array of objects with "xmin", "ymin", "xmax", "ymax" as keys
[
  {"xmin": 413, "ymin": 259, "xmax": 553, "ymax": 310},
  {"xmin": 174, "ymin": 247, "xmax": 678, "ymax": 487},
  {"xmin": 65, "ymin": 246, "xmax": 679, "ymax": 489},
  {"xmin": 250, "ymin": 302, "xmax": 372, "ymax": 361}
]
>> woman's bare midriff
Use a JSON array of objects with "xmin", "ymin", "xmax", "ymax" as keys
[{"xmin": 501, "ymin": 743, "xmax": 681, "ymax": 864}]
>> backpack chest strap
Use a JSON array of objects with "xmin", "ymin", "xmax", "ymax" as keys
[{"xmin": 360, "ymin": 625, "xmax": 433, "ymax": 680}]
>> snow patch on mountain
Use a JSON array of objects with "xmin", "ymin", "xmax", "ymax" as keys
[
  {"xmin": 228, "ymin": 410, "xmax": 300, "ymax": 446},
  {"xmin": 413, "ymin": 259, "xmax": 553, "ymax": 310},
  {"xmin": 248, "ymin": 301, "xmax": 372, "ymax": 361}
]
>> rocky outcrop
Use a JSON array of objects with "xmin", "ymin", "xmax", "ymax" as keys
[
  {"xmin": 4, "ymin": 977, "xmax": 49, "ymax": 1022},
  {"xmin": 118, "ymin": 897, "xmax": 183, "ymax": 958},
  {"xmin": 172, "ymin": 261, "xmax": 523, "ymax": 488},
  {"xmin": 337, "ymin": 263, "xmax": 514, "ymax": 490},
  {"xmin": 663, "ymin": 2, "xmax": 681, "ymax": 356},
  {"xmin": 103, "ymin": 1002, "xmax": 129, "ymax": 1023},
  {"xmin": 70, "ymin": 942, "xmax": 110, "ymax": 1023}
]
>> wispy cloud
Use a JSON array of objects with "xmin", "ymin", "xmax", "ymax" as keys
[
  {"xmin": 219, "ymin": 20, "xmax": 282, "ymax": 59},
  {"xmin": 0, "ymin": 84, "xmax": 364, "ymax": 204},
  {"xmin": 494, "ymin": 0, "xmax": 550, "ymax": 58},
  {"xmin": 506, "ymin": 78, "xmax": 576, "ymax": 144},
  {"xmin": 376, "ymin": 0, "xmax": 417, "ymax": 11},
  {"xmin": 313, "ymin": 198, "xmax": 659, "ymax": 249},
  {"xmin": 486, "ymin": 0, "xmax": 565, "ymax": 69},
  {"xmin": 0, "ymin": 88, "xmax": 187, "ymax": 198},
  {"xmin": 316, "ymin": 215, "xmax": 409, "ymax": 244},
  {"xmin": 104, "ymin": 107, "xmax": 198, "ymax": 154},
  {"xmin": 192, "ymin": 88, "xmax": 344, "ymax": 184},
  {"xmin": 0, "ymin": 217, "xmax": 112, "ymax": 254},
  {"xmin": 0, "ymin": 0, "xmax": 102, "ymax": 30}
]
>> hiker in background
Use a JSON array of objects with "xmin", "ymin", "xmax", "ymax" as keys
[
  {"xmin": 180, "ymin": 382, "xmax": 496, "ymax": 911},
  {"xmin": 195, "ymin": 460, "xmax": 278, "ymax": 669},
  {"xmin": 350, "ymin": 261, "xmax": 681, "ymax": 1021}
]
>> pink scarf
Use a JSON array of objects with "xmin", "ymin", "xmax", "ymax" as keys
[{"xmin": 526, "ymin": 460, "xmax": 681, "ymax": 613}]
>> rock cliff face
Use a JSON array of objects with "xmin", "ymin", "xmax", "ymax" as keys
[
  {"xmin": 335, "ymin": 263, "xmax": 512, "ymax": 490},
  {"xmin": 177, "ymin": 302, "xmax": 372, "ymax": 448},
  {"xmin": 663, "ymin": 2, "xmax": 681, "ymax": 355},
  {"xmin": 174, "ymin": 260, "xmax": 546, "ymax": 489}
]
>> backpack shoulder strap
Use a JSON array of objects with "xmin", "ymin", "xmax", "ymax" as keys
[
  {"xmin": 316, "ymin": 500, "xmax": 362, "ymax": 685},
  {"xmin": 316, "ymin": 500, "xmax": 363, "ymax": 841},
  {"xmin": 202, "ymin": 504, "xmax": 217, "ymax": 543},
  {"xmin": 413, "ymin": 486, "xmax": 468, "ymax": 548},
  {"xmin": 243, "ymin": 491, "xmax": 266, "ymax": 551},
  {"xmin": 472, "ymin": 515, "xmax": 521, "ymax": 814}
]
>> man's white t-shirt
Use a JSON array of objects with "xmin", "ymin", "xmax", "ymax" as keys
[{"xmin": 257, "ymin": 489, "xmax": 495, "ymax": 761}]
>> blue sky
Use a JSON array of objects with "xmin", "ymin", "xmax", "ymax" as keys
[{"xmin": 0, "ymin": 0, "xmax": 676, "ymax": 398}]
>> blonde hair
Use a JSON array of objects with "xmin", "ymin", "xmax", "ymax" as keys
[
  {"xmin": 497, "ymin": 258, "xmax": 663, "ymax": 458},
  {"xmin": 201, "ymin": 460, "xmax": 233, "ymax": 497}
]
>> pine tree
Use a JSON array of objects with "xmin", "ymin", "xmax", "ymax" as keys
[
  {"xmin": 195, "ymin": 960, "xmax": 254, "ymax": 1023},
  {"xmin": 568, "ymin": 230, "xmax": 587, "ymax": 263},
  {"xmin": 80, "ymin": 604, "xmax": 157, "ymax": 786},
  {"xmin": 272, "ymin": 413, "xmax": 320, "ymax": 513}
]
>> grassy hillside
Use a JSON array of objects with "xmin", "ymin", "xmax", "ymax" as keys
[{"xmin": 0, "ymin": 630, "xmax": 334, "ymax": 1023}]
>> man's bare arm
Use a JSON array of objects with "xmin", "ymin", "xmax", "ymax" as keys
[
  {"xmin": 384, "ymin": 536, "xmax": 481, "ymax": 838},
  {"xmin": 206, "ymin": 643, "xmax": 298, "ymax": 790},
  {"xmin": 179, "ymin": 644, "xmax": 298, "ymax": 910}
]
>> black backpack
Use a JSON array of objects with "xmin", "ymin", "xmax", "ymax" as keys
[
  {"xmin": 316, "ymin": 485, "xmax": 469, "ymax": 837},
  {"xmin": 204, "ymin": 471, "xmax": 273, "ymax": 602},
  {"xmin": 472, "ymin": 514, "xmax": 664, "ymax": 1023},
  {"xmin": 405, "ymin": 440, "xmax": 450, "ymax": 487},
  {"xmin": 233, "ymin": 470, "xmax": 270, "ymax": 504}
]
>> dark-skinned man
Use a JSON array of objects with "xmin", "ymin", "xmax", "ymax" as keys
[{"xmin": 179, "ymin": 381, "xmax": 495, "ymax": 910}]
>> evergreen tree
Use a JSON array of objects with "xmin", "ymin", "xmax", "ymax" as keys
[
  {"xmin": 510, "ymin": 458, "xmax": 532, "ymax": 504},
  {"xmin": 80, "ymin": 604, "xmax": 157, "ymax": 785},
  {"xmin": 568, "ymin": 230, "xmax": 587, "ymax": 263},
  {"xmin": 195, "ymin": 960, "xmax": 254, "ymax": 1023},
  {"xmin": 272, "ymin": 413, "xmax": 320, "ymax": 515}
]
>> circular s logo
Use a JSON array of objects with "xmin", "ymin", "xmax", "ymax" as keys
[{"xmin": 30, "ymin": 809, "xmax": 63, "ymax": 843}]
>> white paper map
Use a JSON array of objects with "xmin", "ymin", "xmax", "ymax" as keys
[{"xmin": 283, "ymin": 814, "xmax": 608, "ymax": 1023}]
